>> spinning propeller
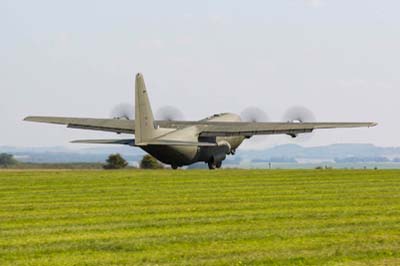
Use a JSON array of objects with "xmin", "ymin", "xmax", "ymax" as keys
[
  {"xmin": 110, "ymin": 103, "xmax": 134, "ymax": 120},
  {"xmin": 283, "ymin": 106, "xmax": 316, "ymax": 123},
  {"xmin": 240, "ymin": 107, "xmax": 269, "ymax": 143},
  {"xmin": 282, "ymin": 106, "xmax": 316, "ymax": 141},
  {"xmin": 240, "ymin": 107, "xmax": 269, "ymax": 122},
  {"xmin": 155, "ymin": 106, "xmax": 185, "ymax": 121},
  {"xmin": 110, "ymin": 104, "xmax": 185, "ymax": 121}
]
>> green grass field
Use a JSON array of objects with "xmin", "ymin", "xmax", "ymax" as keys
[{"xmin": 1, "ymin": 170, "xmax": 400, "ymax": 266}]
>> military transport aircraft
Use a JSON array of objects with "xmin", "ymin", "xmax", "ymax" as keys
[{"xmin": 25, "ymin": 73, "xmax": 377, "ymax": 169}]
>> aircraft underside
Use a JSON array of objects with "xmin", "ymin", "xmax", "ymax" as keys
[{"xmin": 141, "ymin": 137, "xmax": 242, "ymax": 169}]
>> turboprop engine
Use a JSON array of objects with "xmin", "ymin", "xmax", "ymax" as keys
[{"xmin": 217, "ymin": 140, "xmax": 232, "ymax": 154}]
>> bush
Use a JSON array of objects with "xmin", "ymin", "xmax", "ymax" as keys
[
  {"xmin": 0, "ymin": 153, "xmax": 18, "ymax": 167},
  {"xmin": 140, "ymin": 155, "xmax": 163, "ymax": 169},
  {"xmin": 103, "ymin": 154, "xmax": 128, "ymax": 170}
]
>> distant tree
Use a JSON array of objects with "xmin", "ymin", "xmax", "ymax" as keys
[
  {"xmin": 0, "ymin": 153, "xmax": 18, "ymax": 167},
  {"xmin": 103, "ymin": 154, "xmax": 128, "ymax": 170},
  {"xmin": 140, "ymin": 155, "xmax": 163, "ymax": 169}
]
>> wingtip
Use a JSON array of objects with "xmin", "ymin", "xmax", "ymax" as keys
[
  {"xmin": 70, "ymin": 139, "xmax": 87, "ymax": 144},
  {"xmin": 370, "ymin": 122, "xmax": 378, "ymax": 127},
  {"xmin": 24, "ymin": 116, "xmax": 43, "ymax": 122}
]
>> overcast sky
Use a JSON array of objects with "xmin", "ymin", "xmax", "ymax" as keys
[{"xmin": 1, "ymin": 0, "xmax": 399, "ymax": 149}]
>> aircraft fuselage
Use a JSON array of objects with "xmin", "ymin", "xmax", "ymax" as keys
[{"xmin": 141, "ymin": 113, "xmax": 245, "ymax": 168}]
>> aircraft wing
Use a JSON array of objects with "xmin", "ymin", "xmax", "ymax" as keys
[
  {"xmin": 24, "ymin": 116, "xmax": 377, "ymax": 138},
  {"xmin": 197, "ymin": 122, "xmax": 377, "ymax": 137},
  {"xmin": 23, "ymin": 116, "xmax": 200, "ymax": 133},
  {"xmin": 24, "ymin": 116, "xmax": 135, "ymax": 134}
]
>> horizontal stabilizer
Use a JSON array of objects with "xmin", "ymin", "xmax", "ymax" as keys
[
  {"xmin": 141, "ymin": 140, "xmax": 217, "ymax": 147},
  {"xmin": 71, "ymin": 139, "xmax": 135, "ymax": 146},
  {"xmin": 24, "ymin": 116, "xmax": 135, "ymax": 134}
]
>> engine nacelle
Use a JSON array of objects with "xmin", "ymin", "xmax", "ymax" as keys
[{"xmin": 216, "ymin": 140, "xmax": 231, "ymax": 154}]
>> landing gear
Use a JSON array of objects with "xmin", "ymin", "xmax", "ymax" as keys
[
  {"xmin": 208, "ymin": 161, "xmax": 222, "ymax": 170},
  {"xmin": 171, "ymin": 165, "xmax": 178, "ymax": 170},
  {"xmin": 208, "ymin": 161, "xmax": 216, "ymax": 170}
]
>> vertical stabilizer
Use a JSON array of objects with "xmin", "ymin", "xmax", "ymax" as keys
[{"xmin": 135, "ymin": 73, "xmax": 156, "ymax": 145}]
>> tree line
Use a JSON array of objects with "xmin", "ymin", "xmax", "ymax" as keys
[{"xmin": 0, "ymin": 153, "xmax": 163, "ymax": 170}]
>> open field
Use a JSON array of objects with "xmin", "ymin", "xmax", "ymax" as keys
[
  {"xmin": 1, "ymin": 170, "xmax": 400, "ymax": 266},
  {"xmin": 0, "ymin": 163, "xmax": 105, "ymax": 170}
]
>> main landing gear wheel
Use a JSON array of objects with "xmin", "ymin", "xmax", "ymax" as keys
[
  {"xmin": 208, "ymin": 162, "xmax": 216, "ymax": 170},
  {"xmin": 171, "ymin": 165, "xmax": 178, "ymax": 170},
  {"xmin": 208, "ymin": 161, "xmax": 222, "ymax": 170}
]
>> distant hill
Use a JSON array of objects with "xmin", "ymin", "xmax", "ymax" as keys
[{"xmin": 233, "ymin": 144, "xmax": 400, "ymax": 164}]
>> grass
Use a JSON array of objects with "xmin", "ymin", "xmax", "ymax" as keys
[{"xmin": 0, "ymin": 169, "xmax": 400, "ymax": 266}]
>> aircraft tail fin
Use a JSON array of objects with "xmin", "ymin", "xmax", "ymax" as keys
[{"xmin": 135, "ymin": 73, "xmax": 156, "ymax": 145}]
